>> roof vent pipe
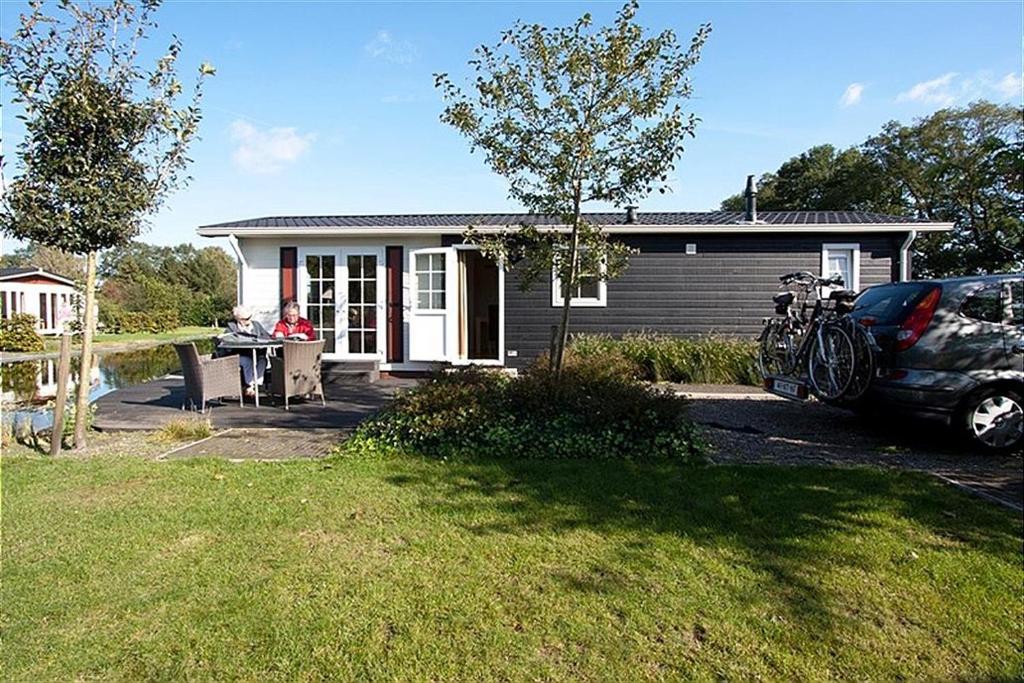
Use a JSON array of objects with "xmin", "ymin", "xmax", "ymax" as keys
[
  {"xmin": 625, "ymin": 205, "xmax": 638, "ymax": 224},
  {"xmin": 744, "ymin": 175, "xmax": 757, "ymax": 222}
]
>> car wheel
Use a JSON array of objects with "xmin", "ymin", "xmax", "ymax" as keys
[{"xmin": 959, "ymin": 387, "xmax": 1024, "ymax": 453}]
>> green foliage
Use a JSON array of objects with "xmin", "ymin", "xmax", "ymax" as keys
[
  {"xmin": 571, "ymin": 333, "xmax": 760, "ymax": 385},
  {"xmin": 0, "ymin": 243, "xmax": 84, "ymax": 281},
  {"xmin": 101, "ymin": 308, "xmax": 181, "ymax": 335},
  {"xmin": 436, "ymin": 1, "xmax": 711, "ymax": 370},
  {"xmin": 723, "ymin": 102, "xmax": 1023, "ymax": 278},
  {"xmin": 342, "ymin": 355, "xmax": 704, "ymax": 461},
  {"xmin": 0, "ymin": 314, "xmax": 45, "ymax": 352},
  {"xmin": 0, "ymin": 0, "xmax": 212, "ymax": 255},
  {"xmin": 99, "ymin": 241, "xmax": 236, "ymax": 326},
  {"xmin": 154, "ymin": 417, "xmax": 212, "ymax": 443}
]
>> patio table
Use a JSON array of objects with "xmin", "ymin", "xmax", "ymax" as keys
[{"xmin": 216, "ymin": 337, "xmax": 283, "ymax": 407}]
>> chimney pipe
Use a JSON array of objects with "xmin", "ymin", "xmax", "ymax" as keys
[
  {"xmin": 625, "ymin": 205, "xmax": 638, "ymax": 224},
  {"xmin": 744, "ymin": 175, "xmax": 757, "ymax": 222}
]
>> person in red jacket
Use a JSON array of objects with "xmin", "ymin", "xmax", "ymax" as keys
[{"xmin": 272, "ymin": 301, "xmax": 316, "ymax": 340}]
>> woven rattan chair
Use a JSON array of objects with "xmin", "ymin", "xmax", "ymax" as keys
[
  {"xmin": 174, "ymin": 342, "xmax": 243, "ymax": 412},
  {"xmin": 270, "ymin": 339, "xmax": 326, "ymax": 410}
]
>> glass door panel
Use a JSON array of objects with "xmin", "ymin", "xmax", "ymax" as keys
[
  {"xmin": 346, "ymin": 254, "xmax": 378, "ymax": 354},
  {"xmin": 306, "ymin": 254, "xmax": 336, "ymax": 353}
]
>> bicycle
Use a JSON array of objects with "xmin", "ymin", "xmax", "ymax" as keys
[{"xmin": 758, "ymin": 271, "xmax": 857, "ymax": 401}]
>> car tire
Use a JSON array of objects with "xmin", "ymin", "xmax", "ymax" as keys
[{"xmin": 958, "ymin": 387, "xmax": 1024, "ymax": 454}]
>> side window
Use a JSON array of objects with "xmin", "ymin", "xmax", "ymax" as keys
[{"xmin": 960, "ymin": 286, "xmax": 1002, "ymax": 324}]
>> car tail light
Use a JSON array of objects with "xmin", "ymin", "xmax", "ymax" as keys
[
  {"xmin": 859, "ymin": 316, "xmax": 877, "ymax": 327},
  {"xmin": 895, "ymin": 286, "xmax": 941, "ymax": 351}
]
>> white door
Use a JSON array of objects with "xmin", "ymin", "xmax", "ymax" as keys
[
  {"xmin": 408, "ymin": 247, "xmax": 457, "ymax": 361},
  {"xmin": 340, "ymin": 248, "xmax": 385, "ymax": 357},
  {"xmin": 300, "ymin": 251, "xmax": 339, "ymax": 354}
]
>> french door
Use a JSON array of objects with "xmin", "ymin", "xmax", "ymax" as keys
[{"xmin": 300, "ymin": 248, "xmax": 385, "ymax": 358}]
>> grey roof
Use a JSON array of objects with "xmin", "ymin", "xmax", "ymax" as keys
[
  {"xmin": 200, "ymin": 210, "xmax": 933, "ymax": 230},
  {"xmin": 0, "ymin": 267, "xmax": 38, "ymax": 278}
]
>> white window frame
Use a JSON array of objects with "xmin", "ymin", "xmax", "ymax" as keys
[
  {"xmin": 821, "ymin": 242, "xmax": 860, "ymax": 292},
  {"xmin": 551, "ymin": 254, "xmax": 607, "ymax": 308},
  {"xmin": 413, "ymin": 251, "xmax": 448, "ymax": 312}
]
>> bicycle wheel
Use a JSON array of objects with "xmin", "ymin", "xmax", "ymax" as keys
[
  {"xmin": 758, "ymin": 319, "xmax": 798, "ymax": 378},
  {"xmin": 843, "ymin": 322, "xmax": 876, "ymax": 401},
  {"xmin": 807, "ymin": 324, "xmax": 855, "ymax": 400},
  {"xmin": 758, "ymin": 320, "xmax": 784, "ymax": 378}
]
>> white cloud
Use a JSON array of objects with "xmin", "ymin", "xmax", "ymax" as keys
[
  {"xmin": 994, "ymin": 72, "xmax": 1022, "ymax": 99},
  {"xmin": 230, "ymin": 120, "xmax": 315, "ymax": 174},
  {"xmin": 897, "ymin": 72, "xmax": 958, "ymax": 106},
  {"xmin": 365, "ymin": 29, "xmax": 418, "ymax": 65},
  {"xmin": 896, "ymin": 71, "xmax": 1023, "ymax": 107},
  {"xmin": 839, "ymin": 83, "xmax": 864, "ymax": 108}
]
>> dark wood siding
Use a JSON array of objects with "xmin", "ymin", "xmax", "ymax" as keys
[{"xmin": 501, "ymin": 232, "xmax": 904, "ymax": 369}]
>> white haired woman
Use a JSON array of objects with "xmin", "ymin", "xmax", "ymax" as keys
[{"xmin": 221, "ymin": 305, "xmax": 272, "ymax": 397}]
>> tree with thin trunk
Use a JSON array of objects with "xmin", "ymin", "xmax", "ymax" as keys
[
  {"xmin": 436, "ymin": 0, "xmax": 710, "ymax": 377},
  {"xmin": 1, "ymin": 0, "xmax": 213, "ymax": 447}
]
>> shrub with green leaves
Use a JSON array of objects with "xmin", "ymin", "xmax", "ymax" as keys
[
  {"xmin": 0, "ymin": 314, "xmax": 44, "ymax": 352},
  {"xmin": 570, "ymin": 333, "xmax": 760, "ymax": 385},
  {"xmin": 342, "ymin": 353, "xmax": 703, "ymax": 462}
]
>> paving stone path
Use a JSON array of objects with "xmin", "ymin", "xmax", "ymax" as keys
[
  {"xmin": 159, "ymin": 428, "xmax": 345, "ymax": 461},
  {"xmin": 684, "ymin": 391, "xmax": 1023, "ymax": 511}
]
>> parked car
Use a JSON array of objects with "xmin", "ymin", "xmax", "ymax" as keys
[{"xmin": 848, "ymin": 273, "xmax": 1023, "ymax": 453}]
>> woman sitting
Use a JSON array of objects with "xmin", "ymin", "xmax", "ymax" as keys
[
  {"xmin": 221, "ymin": 305, "xmax": 272, "ymax": 397},
  {"xmin": 273, "ymin": 301, "xmax": 316, "ymax": 340}
]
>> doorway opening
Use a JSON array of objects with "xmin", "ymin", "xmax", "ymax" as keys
[{"xmin": 457, "ymin": 250, "xmax": 500, "ymax": 361}]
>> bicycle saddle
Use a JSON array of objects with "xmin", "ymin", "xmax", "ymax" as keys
[
  {"xmin": 773, "ymin": 292, "xmax": 795, "ymax": 306},
  {"xmin": 828, "ymin": 289, "xmax": 857, "ymax": 302}
]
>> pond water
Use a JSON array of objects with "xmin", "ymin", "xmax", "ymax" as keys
[{"xmin": 1, "ymin": 338, "xmax": 216, "ymax": 433}]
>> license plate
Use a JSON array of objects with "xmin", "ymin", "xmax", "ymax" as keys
[{"xmin": 764, "ymin": 376, "xmax": 809, "ymax": 401}]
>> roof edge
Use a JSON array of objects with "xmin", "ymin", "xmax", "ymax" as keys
[{"xmin": 198, "ymin": 222, "xmax": 954, "ymax": 238}]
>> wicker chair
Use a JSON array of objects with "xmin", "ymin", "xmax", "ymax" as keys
[
  {"xmin": 174, "ymin": 342, "xmax": 243, "ymax": 412},
  {"xmin": 269, "ymin": 339, "xmax": 326, "ymax": 410}
]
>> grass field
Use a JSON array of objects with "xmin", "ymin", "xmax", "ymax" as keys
[
  {"xmin": 42, "ymin": 326, "xmax": 215, "ymax": 351},
  {"xmin": 3, "ymin": 454, "xmax": 1021, "ymax": 681}
]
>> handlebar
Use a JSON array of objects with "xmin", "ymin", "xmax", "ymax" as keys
[{"xmin": 779, "ymin": 271, "xmax": 845, "ymax": 288}]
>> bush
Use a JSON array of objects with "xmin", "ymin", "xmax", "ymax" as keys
[
  {"xmin": 100, "ymin": 308, "xmax": 181, "ymax": 334},
  {"xmin": 570, "ymin": 333, "xmax": 760, "ymax": 385},
  {"xmin": 341, "ymin": 353, "xmax": 704, "ymax": 462},
  {"xmin": 0, "ymin": 314, "xmax": 44, "ymax": 352}
]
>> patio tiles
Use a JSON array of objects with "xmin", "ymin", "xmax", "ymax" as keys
[
  {"xmin": 94, "ymin": 376, "xmax": 415, "ymax": 431},
  {"xmin": 159, "ymin": 428, "xmax": 343, "ymax": 461}
]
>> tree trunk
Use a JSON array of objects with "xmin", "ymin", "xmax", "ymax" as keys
[
  {"xmin": 553, "ymin": 199, "xmax": 582, "ymax": 380},
  {"xmin": 73, "ymin": 251, "xmax": 98, "ymax": 449}
]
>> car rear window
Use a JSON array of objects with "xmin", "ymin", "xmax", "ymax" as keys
[{"xmin": 851, "ymin": 283, "xmax": 939, "ymax": 325}]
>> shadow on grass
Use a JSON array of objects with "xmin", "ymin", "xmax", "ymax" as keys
[{"xmin": 384, "ymin": 458, "xmax": 1022, "ymax": 641}]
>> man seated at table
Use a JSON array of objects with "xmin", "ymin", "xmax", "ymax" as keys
[
  {"xmin": 272, "ymin": 301, "xmax": 316, "ymax": 340},
  {"xmin": 220, "ymin": 305, "xmax": 272, "ymax": 397}
]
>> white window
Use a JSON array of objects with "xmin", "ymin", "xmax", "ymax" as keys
[
  {"xmin": 415, "ymin": 253, "xmax": 446, "ymax": 310},
  {"xmin": 821, "ymin": 243, "xmax": 860, "ymax": 291},
  {"xmin": 551, "ymin": 253, "xmax": 607, "ymax": 307}
]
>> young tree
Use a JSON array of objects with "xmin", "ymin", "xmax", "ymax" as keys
[
  {"xmin": 1, "ymin": 0, "xmax": 213, "ymax": 447},
  {"xmin": 436, "ymin": 0, "xmax": 710, "ymax": 375}
]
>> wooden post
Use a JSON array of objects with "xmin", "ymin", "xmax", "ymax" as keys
[{"xmin": 49, "ymin": 332, "xmax": 72, "ymax": 456}]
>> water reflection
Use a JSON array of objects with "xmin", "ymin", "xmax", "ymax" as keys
[{"xmin": 1, "ymin": 338, "xmax": 215, "ymax": 432}]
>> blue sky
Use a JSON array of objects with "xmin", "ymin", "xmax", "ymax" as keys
[{"xmin": 1, "ymin": 0, "xmax": 1021, "ymax": 249}]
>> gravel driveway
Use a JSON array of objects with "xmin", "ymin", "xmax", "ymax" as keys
[{"xmin": 677, "ymin": 387, "xmax": 1023, "ymax": 511}]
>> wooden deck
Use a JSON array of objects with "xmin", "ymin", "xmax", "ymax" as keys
[{"xmin": 93, "ymin": 376, "xmax": 415, "ymax": 431}]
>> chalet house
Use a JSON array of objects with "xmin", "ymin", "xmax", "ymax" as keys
[
  {"xmin": 198, "ymin": 190, "xmax": 951, "ymax": 372},
  {"xmin": 0, "ymin": 267, "xmax": 81, "ymax": 335}
]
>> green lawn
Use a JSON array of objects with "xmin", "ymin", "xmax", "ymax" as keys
[
  {"xmin": 42, "ymin": 326, "xmax": 215, "ymax": 351},
  {"xmin": 3, "ymin": 454, "xmax": 1021, "ymax": 681}
]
